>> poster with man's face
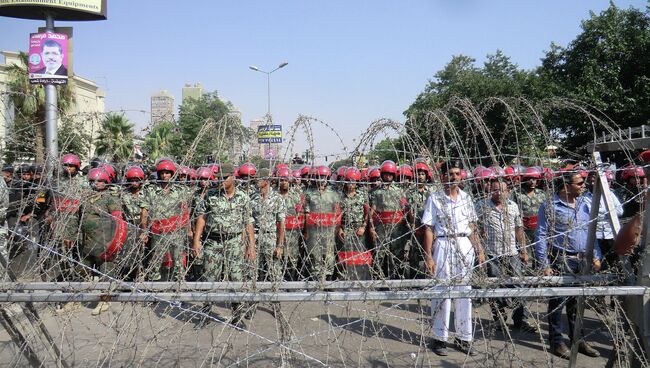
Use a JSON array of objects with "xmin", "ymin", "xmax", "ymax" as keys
[{"xmin": 28, "ymin": 32, "xmax": 68, "ymax": 85}]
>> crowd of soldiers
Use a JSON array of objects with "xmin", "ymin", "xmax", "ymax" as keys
[{"xmin": 0, "ymin": 153, "xmax": 646, "ymax": 353}]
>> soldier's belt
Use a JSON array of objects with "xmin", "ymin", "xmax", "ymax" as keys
[
  {"xmin": 207, "ymin": 232, "xmax": 240, "ymax": 243},
  {"xmin": 372, "ymin": 210, "xmax": 404, "ymax": 225},
  {"xmin": 306, "ymin": 212, "xmax": 341, "ymax": 227},
  {"xmin": 53, "ymin": 197, "xmax": 80, "ymax": 213},
  {"xmin": 338, "ymin": 251, "xmax": 373, "ymax": 266},
  {"xmin": 285, "ymin": 215, "xmax": 304, "ymax": 230},
  {"xmin": 150, "ymin": 208, "xmax": 189, "ymax": 234}
]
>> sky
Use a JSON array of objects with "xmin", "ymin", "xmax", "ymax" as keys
[{"xmin": 1, "ymin": 0, "xmax": 647, "ymax": 162}]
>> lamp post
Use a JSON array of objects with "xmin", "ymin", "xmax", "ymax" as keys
[
  {"xmin": 249, "ymin": 62, "xmax": 288, "ymax": 164},
  {"xmin": 249, "ymin": 62, "xmax": 288, "ymax": 122}
]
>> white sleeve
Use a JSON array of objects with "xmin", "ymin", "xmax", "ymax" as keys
[{"xmin": 420, "ymin": 193, "xmax": 437, "ymax": 226}]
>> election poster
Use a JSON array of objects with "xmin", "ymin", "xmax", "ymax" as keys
[{"xmin": 28, "ymin": 32, "xmax": 69, "ymax": 85}]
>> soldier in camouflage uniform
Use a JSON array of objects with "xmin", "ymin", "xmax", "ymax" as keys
[
  {"xmin": 369, "ymin": 160, "xmax": 409, "ymax": 279},
  {"xmin": 118, "ymin": 166, "xmax": 148, "ymax": 280},
  {"xmin": 405, "ymin": 162, "xmax": 434, "ymax": 279},
  {"xmin": 187, "ymin": 167, "xmax": 214, "ymax": 281},
  {"xmin": 193, "ymin": 163, "xmax": 255, "ymax": 328},
  {"xmin": 251, "ymin": 168, "xmax": 286, "ymax": 282},
  {"xmin": 80, "ymin": 168, "xmax": 126, "ymax": 315},
  {"xmin": 278, "ymin": 168, "xmax": 305, "ymax": 281},
  {"xmin": 141, "ymin": 159, "xmax": 191, "ymax": 282},
  {"xmin": 336, "ymin": 167, "xmax": 370, "ymax": 280},
  {"xmin": 303, "ymin": 166, "xmax": 341, "ymax": 281},
  {"xmin": 512, "ymin": 167, "xmax": 547, "ymax": 271}
]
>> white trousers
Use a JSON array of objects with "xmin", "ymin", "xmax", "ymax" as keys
[{"xmin": 430, "ymin": 236, "xmax": 475, "ymax": 342}]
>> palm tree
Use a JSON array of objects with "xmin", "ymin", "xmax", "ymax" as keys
[
  {"xmin": 95, "ymin": 113, "xmax": 135, "ymax": 163},
  {"xmin": 5, "ymin": 52, "xmax": 74, "ymax": 164},
  {"xmin": 144, "ymin": 121, "xmax": 174, "ymax": 162}
]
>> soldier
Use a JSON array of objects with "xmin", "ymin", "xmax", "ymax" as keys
[
  {"xmin": 336, "ymin": 167, "xmax": 371, "ymax": 280},
  {"xmin": 237, "ymin": 162, "xmax": 257, "ymax": 195},
  {"xmin": 405, "ymin": 161, "xmax": 434, "ymax": 279},
  {"xmin": 187, "ymin": 167, "xmax": 214, "ymax": 281},
  {"xmin": 615, "ymin": 164, "xmax": 646, "ymax": 225},
  {"xmin": 118, "ymin": 166, "xmax": 148, "ymax": 280},
  {"xmin": 368, "ymin": 160, "xmax": 409, "ymax": 279},
  {"xmin": 141, "ymin": 159, "xmax": 191, "ymax": 281},
  {"xmin": 193, "ymin": 163, "xmax": 256, "ymax": 329},
  {"xmin": 513, "ymin": 167, "xmax": 547, "ymax": 243},
  {"xmin": 7, "ymin": 165, "xmax": 36, "ymax": 259},
  {"xmin": 303, "ymin": 165, "xmax": 341, "ymax": 281},
  {"xmin": 251, "ymin": 168, "xmax": 286, "ymax": 282},
  {"xmin": 80, "ymin": 168, "xmax": 126, "ymax": 315},
  {"xmin": 398, "ymin": 164, "xmax": 414, "ymax": 187},
  {"xmin": 278, "ymin": 168, "xmax": 305, "ymax": 281}
]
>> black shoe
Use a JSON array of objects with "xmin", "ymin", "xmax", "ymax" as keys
[
  {"xmin": 578, "ymin": 342, "xmax": 600, "ymax": 357},
  {"xmin": 430, "ymin": 339, "xmax": 448, "ymax": 356},
  {"xmin": 552, "ymin": 343, "xmax": 570, "ymax": 360},
  {"xmin": 513, "ymin": 321, "xmax": 538, "ymax": 333},
  {"xmin": 454, "ymin": 338, "xmax": 477, "ymax": 356}
]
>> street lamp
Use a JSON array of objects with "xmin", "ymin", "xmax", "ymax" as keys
[{"xmin": 249, "ymin": 62, "xmax": 289, "ymax": 121}]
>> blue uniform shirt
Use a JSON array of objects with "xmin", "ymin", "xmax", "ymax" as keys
[{"xmin": 534, "ymin": 194, "xmax": 602, "ymax": 268}]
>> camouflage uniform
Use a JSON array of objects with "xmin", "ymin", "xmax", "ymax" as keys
[
  {"xmin": 303, "ymin": 187, "xmax": 342, "ymax": 281},
  {"xmin": 281, "ymin": 187, "xmax": 305, "ymax": 281},
  {"xmin": 338, "ymin": 190, "xmax": 370, "ymax": 280},
  {"xmin": 195, "ymin": 187, "xmax": 252, "ymax": 283},
  {"xmin": 79, "ymin": 190, "xmax": 123, "ymax": 278},
  {"xmin": 251, "ymin": 189, "xmax": 286, "ymax": 282},
  {"xmin": 369, "ymin": 183, "xmax": 409, "ymax": 279},
  {"xmin": 512, "ymin": 188, "xmax": 546, "ymax": 242},
  {"xmin": 405, "ymin": 185, "xmax": 434, "ymax": 278},
  {"xmin": 47, "ymin": 174, "xmax": 87, "ymax": 281},
  {"xmin": 143, "ymin": 184, "xmax": 191, "ymax": 281},
  {"xmin": 118, "ymin": 187, "xmax": 147, "ymax": 279}
]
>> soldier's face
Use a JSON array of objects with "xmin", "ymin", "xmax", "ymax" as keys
[
  {"xmin": 2, "ymin": 171, "xmax": 11, "ymax": 183},
  {"xmin": 417, "ymin": 171, "xmax": 427, "ymax": 183},
  {"xmin": 381, "ymin": 173, "xmax": 394, "ymax": 183},
  {"xmin": 159, "ymin": 170, "xmax": 172, "ymax": 182},
  {"xmin": 91, "ymin": 180, "xmax": 106, "ymax": 191},
  {"xmin": 127, "ymin": 178, "xmax": 142, "ymax": 189},
  {"xmin": 279, "ymin": 178, "xmax": 289, "ymax": 190},
  {"xmin": 222, "ymin": 175, "xmax": 235, "ymax": 189},
  {"xmin": 257, "ymin": 179, "xmax": 268, "ymax": 189},
  {"xmin": 64, "ymin": 165, "xmax": 77, "ymax": 176}
]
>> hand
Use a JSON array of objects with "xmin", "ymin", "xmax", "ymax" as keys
[
  {"xmin": 592, "ymin": 259, "xmax": 601, "ymax": 272},
  {"xmin": 519, "ymin": 251, "xmax": 529, "ymax": 265},
  {"xmin": 543, "ymin": 267, "xmax": 553, "ymax": 276},
  {"xmin": 356, "ymin": 226, "xmax": 366, "ymax": 237},
  {"xmin": 19, "ymin": 214, "xmax": 31, "ymax": 223},
  {"xmin": 274, "ymin": 246, "xmax": 283, "ymax": 258},
  {"xmin": 139, "ymin": 232, "xmax": 149, "ymax": 243},
  {"xmin": 192, "ymin": 245, "xmax": 202, "ymax": 259},
  {"xmin": 424, "ymin": 257, "xmax": 436, "ymax": 275},
  {"xmin": 337, "ymin": 229, "xmax": 345, "ymax": 244}
]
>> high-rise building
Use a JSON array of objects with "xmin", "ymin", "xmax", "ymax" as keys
[
  {"xmin": 182, "ymin": 83, "xmax": 203, "ymax": 103},
  {"xmin": 249, "ymin": 118, "xmax": 282, "ymax": 161},
  {"xmin": 151, "ymin": 90, "xmax": 174, "ymax": 125}
]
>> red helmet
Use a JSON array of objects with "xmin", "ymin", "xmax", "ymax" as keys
[
  {"xmin": 125, "ymin": 166, "xmax": 145, "ymax": 180},
  {"xmin": 87, "ymin": 168, "xmax": 110, "ymax": 183},
  {"xmin": 460, "ymin": 169, "xmax": 468, "ymax": 180},
  {"xmin": 336, "ymin": 166, "xmax": 348, "ymax": 178},
  {"xmin": 621, "ymin": 165, "xmax": 645, "ymax": 181},
  {"xmin": 542, "ymin": 167, "xmax": 554, "ymax": 181},
  {"xmin": 316, "ymin": 165, "xmax": 331, "ymax": 178},
  {"xmin": 368, "ymin": 167, "xmax": 381, "ymax": 180},
  {"xmin": 522, "ymin": 167, "xmax": 542, "ymax": 179},
  {"xmin": 472, "ymin": 165, "xmax": 486, "ymax": 178},
  {"xmin": 360, "ymin": 168, "xmax": 369, "ymax": 181},
  {"xmin": 189, "ymin": 168, "xmax": 198, "ymax": 180},
  {"xmin": 61, "ymin": 153, "xmax": 81, "ymax": 169},
  {"xmin": 208, "ymin": 164, "xmax": 220, "ymax": 175},
  {"xmin": 490, "ymin": 166, "xmax": 505, "ymax": 177},
  {"xmin": 399, "ymin": 165, "xmax": 413, "ymax": 179},
  {"xmin": 300, "ymin": 165, "xmax": 311, "ymax": 178},
  {"xmin": 345, "ymin": 167, "xmax": 361, "ymax": 182},
  {"xmin": 179, "ymin": 166, "xmax": 190, "ymax": 176},
  {"xmin": 274, "ymin": 163, "xmax": 289, "ymax": 175},
  {"xmin": 238, "ymin": 162, "xmax": 256, "ymax": 177},
  {"xmin": 196, "ymin": 167, "xmax": 214, "ymax": 180},
  {"xmin": 291, "ymin": 169, "xmax": 301, "ymax": 180},
  {"xmin": 98, "ymin": 164, "xmax": 116, "ymax": 183},
  {"xmin": 475, "ymin": 168, "xmax": 497, "ymax": 182},
  {"xmin": 276, "ymin": 167, "xmax": 291, "ymax": 178},
  {"xmin": 414, "ymin": 162, "xmax": 432, "ymax": 179},
  {"xmin": 380, "ymin": 160, "xmax": 398, "ymax": 175},
  {"xmin": 156, "ymin": 159, "xmax": 176, "ymax": 174}
]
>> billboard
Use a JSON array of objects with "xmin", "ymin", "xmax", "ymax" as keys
[
  {"xmin": 28, "ymin": 32, "xmax": 69, "ymax": 85},
  {"xmin": 0, "ymin": 0, "xmax": 107, "ymax": 21},
  {"xmin": 258, "ymin": 124, "xmax": 282, "ymax": 144}
]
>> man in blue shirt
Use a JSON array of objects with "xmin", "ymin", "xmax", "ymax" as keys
[{"xmin": 534, "ymin": 170, "xmax": 602, "ymax": 359}]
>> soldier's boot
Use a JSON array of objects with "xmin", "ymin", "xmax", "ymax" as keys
[
  {"xmin": 91, "ymin": 301, "xmax": 110, "ymax": 316},
  {"xmin": 231, "ymin": 303, "xmax": 247, "ymax": 329},
  {"xmin": 55, "ymin": 302, "xmax": 81, "ymax": 315}
]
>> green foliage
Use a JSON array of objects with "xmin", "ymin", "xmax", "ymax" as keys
[
  {"xmin": 95, "ymin": 113, "xmax": 135, "ymax": 163},
  {"xmin": 58, "ymin": 117, "xmax": 92, "ymax": 160},
  {"xmin": 365, "ymin": 138, "xmax": 403, "ymax": 165},
  {"xmin": 539, "ymin": 3, "xmax": 650, "ymax": 150},
  {"xmin": 144, "ymin": 121, "xmax": 176, "ymax": 162}
]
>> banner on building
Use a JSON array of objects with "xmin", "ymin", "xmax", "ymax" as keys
[
  {"xmin": 0, "ymin": 0, "xmax": 107, "ymax": 21},
  {"xmin": 28, "ymin": 32, "xmax": 69, "ymax": 85},
  {"xmin": 258, "ymin": 124, "xmax": 282, "ymax": 144}
]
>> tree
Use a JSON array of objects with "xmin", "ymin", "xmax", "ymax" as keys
[
  {"xmin": 95, "ymin": 113, "xmax": 135, "ymax": 163},
  {"xmin": 58, "ymin": 117, "xmax": 92, "ymax": 160},
  {"xmin": 143, "ymin": 121, "xmax": 176, "ymax": 162},
  {"xmin": 539, "ymin": 3, "xmax": 650, "ymax": 150},
  {"xmin": 5, "ymin": 52, "xmax": 74, "ymax": 164}
]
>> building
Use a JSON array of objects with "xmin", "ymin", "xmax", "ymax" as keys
[
  {"xmin": 150, "ymin": 90, "xmax": 174, "ymax": 125},
  {"xmin": 182, "ymin": 82, "xmax": 203, "ymax": 103},
  {"xmin": 249, "ymin": 118, "xmax": 282, "ymax": 161},
  {"xmin": 0, "ymin": 50, "xmax": 105, "ymax": 161}
]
